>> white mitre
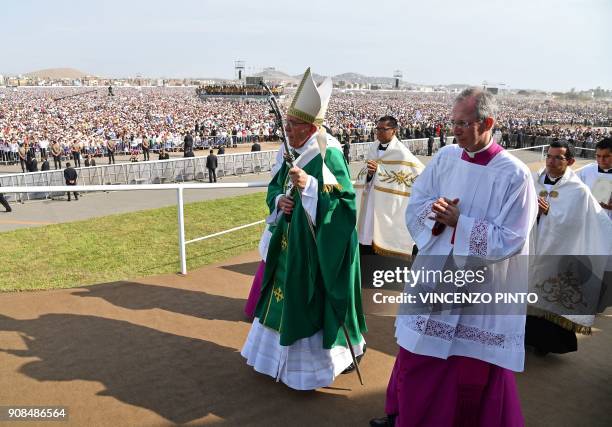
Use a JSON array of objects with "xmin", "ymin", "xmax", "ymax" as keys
[
  {"xmin": 287, "ymin": 67, "xmax": 332, "ymax": 125},
  {"xmin": 287, "ymin": 67, "xmax": 340, "ymax": 191}
]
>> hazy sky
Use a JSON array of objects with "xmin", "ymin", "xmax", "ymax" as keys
[{"xmin": 2, "ymin": 0, "xmax": 610, "ymax": 91}]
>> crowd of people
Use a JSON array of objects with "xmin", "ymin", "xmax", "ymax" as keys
[
  {"xmin": 0, "ymin": 87, "xmax": 609, "ymax": 170},
  {"xmin": 0, "ymin": 87, "xmax": 278, "ymax": 168}
]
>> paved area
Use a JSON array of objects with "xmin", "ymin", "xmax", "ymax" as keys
[
  {"xmin": 0, "ymin": 250, "xmax": 609, "ymax": 426},
  {"xmin": 0, "ymin": 149, "xmax": 592, "ymax": 233}
]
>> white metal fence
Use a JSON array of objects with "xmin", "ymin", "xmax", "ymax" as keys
[
  {"xmin": 0, "ymin": 137, "xmax": 449, "ymax": 202},
  {"xmin": 1, "ymin": 182, "xmax": 268, "ymax": 275}
]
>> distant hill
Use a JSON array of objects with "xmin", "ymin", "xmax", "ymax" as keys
[
  {"xmin": 288, "ymin": 70, "xmax": 417, "ymax": 86},
  {"xmin": 333, "ymin": 72, "xmax": 369, "ymax": 82},
  {"xmin": 253, "ymin": 69, "xmax": 299, "ymax": 83},
  {"xmin": 25, "ymin": 68, "xmax": 92, "ymax": 79},
  {"xmin": 445, "ymin": 84, "xmax": 471, "ymax": 90}
]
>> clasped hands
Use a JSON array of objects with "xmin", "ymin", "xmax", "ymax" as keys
[
  {"xmin": 429, "ymin": 197, "xmax": 460, "ymax": 227},
  {"xmin": 537, "ymin": 196, "xmax": 550, "ymax": 216},
  {"xmin": 366, "ymin": 160, "xmax": 378, "ymax": 177},
  {"xmin": 278, "ymin": 166, "xmax": 308, "ymax": 215}
]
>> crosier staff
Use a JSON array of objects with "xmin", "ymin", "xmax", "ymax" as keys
[{"xmin": 259, "ymin": 81, "xmax": 364, "ymax": 386}]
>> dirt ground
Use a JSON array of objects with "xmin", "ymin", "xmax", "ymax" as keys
[{"xmin": 0, "ymin": 251, "xmax": 610, "ymax": 426}]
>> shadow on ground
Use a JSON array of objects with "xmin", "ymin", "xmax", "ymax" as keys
[
  {"xmin": 72, "ymin": 281, "xmax": 248, "ymax": 323},
  {"xmin": 0, "ymin": 313, "xmax": 384, "ymax": 425},
  {"xmin": 220, "ymin": 261, "xmax": 261, "ymax": 277}
]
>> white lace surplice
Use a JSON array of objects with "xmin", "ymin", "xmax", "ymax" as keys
[{"xmin": 398, "ymin": 145, "xmax": 537, "ymax": 372}]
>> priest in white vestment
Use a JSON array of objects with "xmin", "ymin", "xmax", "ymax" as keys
[
  {"xmin": 371, "ymin": 88, "xmax": 537, "ymax": 427},
  {"xmin": 577, "ymin": 137, "xmax": 612, "ymax": 220},
  {"xmin": 526, "ymin": 140, "xmax": 612, "ymax": 354},
  {"xmin": 577, "ymin": 136, "xmax": 612, "ymax": 312},
  {"xmin": 355, "ymin": 115, "xmax": 425, "ymax": 258}
]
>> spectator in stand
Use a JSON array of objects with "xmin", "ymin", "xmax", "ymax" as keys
[
  {"xmin": 18, "ymin": 143, "xmax": 27, "ymax": 173},
  {"xmin": 71, "ymin": 140, "xmax": 81, "ymax": 168},
  {"xmin": 40, "ymin": 155, "xmax": 50, "ymax": 171},
  {"xmin": 107, "ymin": 139, "xmax": 116, "ymax": 164},
  {"xmin": 51, "ymin": 140, "xmax": 63, "ymax": 169},
  {"xmin": 142, "ymin": 136, "xmax": 150, "ymax": 161},
  {"xmin": 27, "ymin": 152, "xmax": 38, "ymax": 172},
  {"xmin": 84, "ymin": 154, "xmax": 97, "ymax": 167},
  {"xmin": 183, "ymin": 131, "xmax": 194, "ymax": 157},
  {"xmin": 158, "ymin": 148, "xmax": 170, "ymax": 160}
]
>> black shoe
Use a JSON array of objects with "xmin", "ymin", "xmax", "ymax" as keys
[
  {"xmin": 341, "ymin": 345, "xmax": 366, "ymax": 374},
  {"xmin": 5, "ymin": 208, "xmax": 11, "ymax": 213},
  {"xmin": 369, "ymin": 414, "xmax": 396, "ymax": 427},
  {"xmin": 342, "ymin": 363, "xmax": 356, "ymax": 374}
]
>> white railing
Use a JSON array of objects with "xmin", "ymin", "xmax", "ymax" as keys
[
  {"xmin": 0, "ymin": 182, "xmax": 268, "ymax": 275},
  {"xmin": 0, "ymin": 137, "xmax": 451, "ymax": 203}
]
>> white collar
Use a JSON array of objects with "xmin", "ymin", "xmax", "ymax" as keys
[
  {"xmin": 464, "ymin": 136, "xmax": 494, "ymax": 159},
  {"xmin": 377, "ymin": 136, "xmax": 397, "ymax": 148},
  {"xmin": 293, "ymin": 134, "xmax": 316, "ymax": 155}
]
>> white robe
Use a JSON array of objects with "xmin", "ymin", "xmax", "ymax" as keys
[
  {"xmin": 530, "ymin": 167, "xmax": 612, "ymax": 329},
  {"xmin": 355, "ymin": 137, "xmax": 424, "ymax": 255},
  {"xmin": 577, "ymin": 163, "xmax": 612, "ymax": 220},
  {"xmin": 397, "ymin": 144, "xmax": 537, "ymax": 372}
]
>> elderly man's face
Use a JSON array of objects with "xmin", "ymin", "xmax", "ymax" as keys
[
  {"xmin": 285, "ymin": 116, "xmax": 316, "ymax": 149},
  {"xmin": 596, "ymin": 148, "xmax": 612, "ymax": 170},
  {"xmin": 451, "ymin": 97, "xmax": 490, "ymax": 152}
]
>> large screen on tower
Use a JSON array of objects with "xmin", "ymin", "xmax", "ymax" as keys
[{"xmin": 246, "ymin": 76, "xmax": 263, "ymax": 87}]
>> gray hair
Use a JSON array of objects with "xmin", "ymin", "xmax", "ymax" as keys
[{"xmin": 455, "ymin": 87, "xmax": 498, "ymax": 120}]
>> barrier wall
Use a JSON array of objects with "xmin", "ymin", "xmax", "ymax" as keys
[{"xmin": 0, "ymin": 137, "xmax": 451, "ymax": 202}]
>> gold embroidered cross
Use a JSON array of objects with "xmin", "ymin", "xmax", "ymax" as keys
[
  {"xmin": 281, "ymin": 233, "xmax": 288, "ymax": 250},
  {"xmin": 273, "ymin": 287, "xmax": 284, "ymax": 302}
]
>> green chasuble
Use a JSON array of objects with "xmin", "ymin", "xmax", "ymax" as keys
[{"xmin": 255, "ymin": 142, "xmax": 367, "ymax": 349}]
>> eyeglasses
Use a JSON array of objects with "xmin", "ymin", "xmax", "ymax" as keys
[
  {"xmin": 450, "ymin": 120, "xmax": 481, "ymax": 129},
  {"xmin": 375, "ymin": 127, "xmax": 395, "ymax": 132},
  {"xmin": 545, "ymin": 154, "xmax": 568, "ymax": 161},
  {"xmin": 285, "ymin": 120, "xmax": 309, "ymax": 128}
]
